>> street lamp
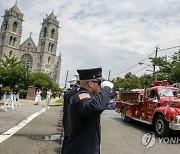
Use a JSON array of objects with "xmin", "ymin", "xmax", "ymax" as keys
[
  {"xmin": 139, "ymin": 62, "xmax": 155, "ymax": 80},
  {"xmin": 26, "ymin": 61, "xmax": 30, "ymax": 89},
  {"xmin": 139, "ymin": 62, "xmax": 153, "ymax": 68}
]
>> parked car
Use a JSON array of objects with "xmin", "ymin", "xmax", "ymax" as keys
[
  {"xmin": 106, "ymin": 100, "xmax": 116, "ymax": 110},
  {"xmin": 172, "ymin": 83, "xmax": 180, "ymax": 88}
]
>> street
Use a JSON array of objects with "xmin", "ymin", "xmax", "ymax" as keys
[
  {"xmin": 0, "ymin": 101, "xmax": 180, "ymax": 154},
  {"xmin": 101, "ymin": 110, "xmax": 180, "ymax": 154}
]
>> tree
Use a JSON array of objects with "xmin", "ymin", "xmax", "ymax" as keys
[
  {"xmin": 112, "ymin": 72, "xmax": 142, "ymax": 90},
  {"xmin": 170, "ymin": 61, "xmax": 180, "ymax": 82},
  {"xmin": 112, "ymin": 77, "xmax": 124, "ymax": 90},
  {"xmin": 150, "ymin": 50, "xmax": 180, "ymax": 83},
  {"xmin": 28, "ymin": 72, "xmax": 61, "ymax": 92},
  {"xmin": 0, "ymin": 55, "xmax": 26, "ymax": 88},
  {"xmin": 139, "ymin": 74, "xmax": 152, "ymax": 88}
]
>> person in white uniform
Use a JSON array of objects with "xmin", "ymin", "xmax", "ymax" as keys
[
  {"xmin": 46, "ymin": 89, "xmax": 52, "ymax": 109},
  {"xmin": 34, "ymin": 89, "xmax": 42, "ymax": 105}
]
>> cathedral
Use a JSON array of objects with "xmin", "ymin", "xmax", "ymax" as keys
[{"xmin": 0, "ymin": 3, "xmax": 61, "ymax": 83}]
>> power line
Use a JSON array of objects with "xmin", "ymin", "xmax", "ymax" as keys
[
  {"xmin": 158, "ymin": 45, "xmax": 180, "ymax": 52},
  {"xmin": 110, "ymin": 45, "xmax": 180, "ymax": 77},
  {"xmin": 110, "ymin": 51, "xmax": 155, "ymax": 77},
  {"xmin": 133, "ymin": 65, "xmax": 150, "ymax": 74}
]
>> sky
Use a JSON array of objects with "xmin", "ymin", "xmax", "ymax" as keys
[{"xmin": 0, "ymin": 0, "xmax": 180, "ymax": 87}]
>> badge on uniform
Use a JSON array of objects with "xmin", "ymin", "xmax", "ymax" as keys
[{"xmin": 79, "ymin": 93, "xmax": 91, "ymax": 100}]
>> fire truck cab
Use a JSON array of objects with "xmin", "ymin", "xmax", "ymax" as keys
[{"xmin": 115, "ymin": 80, "xmax": 180, "ymax": 137}]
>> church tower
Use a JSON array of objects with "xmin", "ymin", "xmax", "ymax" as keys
[
  {"xmin": 37, "ymin": 11, "xmax": 59, "ymax": 54},
  {"xmin": 37, "ymin": 11, "xmax": 60, "ymax": 80},
  {"xmin": 0, "ymin": 3, "xmax": 23, "ymax": 58}
]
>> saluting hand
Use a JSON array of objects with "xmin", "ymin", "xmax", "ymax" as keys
[{"xmin": 101, "ymin": 81, "xmax": 114, "ymax": 89}]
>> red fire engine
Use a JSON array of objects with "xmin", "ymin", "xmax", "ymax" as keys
[{"xmin": 115, "ymin": 80, "xmax": 180, "ymax": 137}]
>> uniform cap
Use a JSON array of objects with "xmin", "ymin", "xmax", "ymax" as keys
[{"xmin": 77, "ymin": 67, "xmax": 104, "ymax": 80}]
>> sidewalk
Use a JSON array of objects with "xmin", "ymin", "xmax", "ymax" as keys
[
  {"xmin": 0, "ymin": 98, "xmax": 64, "ymax": 154},
  {"xmin": 19, "ymin": 97, "xmax": 62, "ymax": 107},
  {"xmin": 0, "ymin": 97, "xmax": 63, "ymax": 135}
]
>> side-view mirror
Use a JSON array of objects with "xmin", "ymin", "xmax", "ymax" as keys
[
  {"xmin": 153, "ymin": 97, "xmax": 158, "ymax": 102},
  {"xmin": 153, "ymin": 97, "xmax": 160, "ymax": 107}
]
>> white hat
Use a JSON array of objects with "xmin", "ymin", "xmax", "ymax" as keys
[{"xmin": 68, "ymin": 78, "xmax": 77, "ymax": 85}]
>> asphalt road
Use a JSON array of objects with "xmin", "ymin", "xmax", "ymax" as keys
[{"xmin": 101, "ymin": 110, "xmax": 180, "ymax": 154}]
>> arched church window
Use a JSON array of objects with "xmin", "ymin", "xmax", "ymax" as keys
[
  {"xmin": 9, "ymin": 50, "xmax": 13, "ymax": 57},
  {"xmin": 12, "ymin": 22, "xmax": 17, "ymax": 32},
  {"xmin": 20, "ymin": 54, "xmax": 33, "ymax": 68},
  {"xmin": 48, "ymin": 56, "xmax": 50, "ymax": 63},
  {"xmin": 39, "ymin": 56, "xmax": 42, "ymax": 63},
  {"xmin": 13, "ymin": 37, "xmax": 16, "ymax": 46},
  {"xmin": 43, "ymin": 27, "xmax": 47, "ymax": 37},
  {"xmin": 48, "ymin": 43, "xmax": 51, "ymax": 51},
  {"xmin": 51, "ymin": 44, "xmax": 54, "ymax": 52},
  {"xmin": 9, "ymin": 36, "xmax": 13, "ymax": 45},
  {"xmin": 41, "ymin": 42, "xmax": 45, "ymax": 52},
  {"xmin": 51, "ymin": 29, "xmax": 55, "ymax": 39},
  {"xmin": 4, "ymin": 22, "xmax": 8, "ymax": 31}
]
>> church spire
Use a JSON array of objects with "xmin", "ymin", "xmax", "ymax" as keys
[
  {"xmin": 10, "ymin": 1, "xmax": 21, "ymax": 13},
  {"xmin": 47, "ymin": 11, "xmax": 57, "ymax": 20}
]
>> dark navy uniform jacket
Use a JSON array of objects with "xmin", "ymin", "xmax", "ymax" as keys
[
  {"xmin": 63, "ymin": 86, "xmax": 80, "ymax": 137},
  {"xmin": 63, "ymin": 88, "xmax": 71, "ymax": 135},
  {"xmin": 64, "ymin": 86, "xmax": 114, "ymax": 154}
]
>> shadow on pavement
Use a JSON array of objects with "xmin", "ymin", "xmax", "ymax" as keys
[
  {"xmin": 111, "ymin": 116, "xmax": 153, "ymax": 133},
  {"xmin": 111, "ymin": 116, "xmax": 180, "ymax": 137}
]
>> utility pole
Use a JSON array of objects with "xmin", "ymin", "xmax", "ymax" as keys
[
  {"xmin": 108, "ymin": 70, "xmax": 111, "ymax": 81},
  {"xmin": 153, "ymin": 45, "xmax": 160, "ymax": 80},
  {"xmin": 64, "ymin": 70, "xmax": 68, "ymax": 89}
]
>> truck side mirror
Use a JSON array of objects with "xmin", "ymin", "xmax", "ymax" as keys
[
  {"xmin": 153, "ymin": 97, "xmax": 158, "ymax": 102},
  {"xmin": 153, "ymin": 97, "xmax": 160, "ymax": 107}
]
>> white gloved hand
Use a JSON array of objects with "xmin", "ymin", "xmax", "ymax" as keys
[{"xmin": 101, "ymin": 81, "xmax": 114, "ymax": 89}]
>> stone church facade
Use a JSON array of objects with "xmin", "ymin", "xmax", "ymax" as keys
[{"xmin": 0, "ymin": 3, "xmax": 61, "ymax": 83}]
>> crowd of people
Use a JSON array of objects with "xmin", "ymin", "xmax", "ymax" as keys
[
  {"xmin": 0, "ymin": 83, "xmax": 53, "ymax": 109},
  {"xmin": 0, "ymin": 84, "xmax": 20, "ymax": 103}
]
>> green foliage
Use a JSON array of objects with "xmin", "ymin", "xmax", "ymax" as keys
[
  {"xmin": 0, "ymin": 55, "xmax": 62, "ymax": 94},
  {"xmin": 150, "ymin": 50, "xmax": 180, "ymax": 83},
  {"xmin": 139, "ymin": 74, "xmax": 152, "ymax": 88},
  {"xmin": 170, "ymin": 62, "xmax": 180, "ymax": 82},
  {"xmin": 28, "ymin": 72, "xmax": 60, "ymax": 92},
  {"xmin": 112, "ymin": 73, "xmax": 142, "ymax": 90},
  {"xmin": 0, "ymin": 55, "xmax": 26, "ymax": 88},
  {"xmin": 19, "ymin": 89, "xmax": 27, "ymax": 99},
  {"xmin": 3, "ymin": 86, "xmax": 11, "ymax": 93}
]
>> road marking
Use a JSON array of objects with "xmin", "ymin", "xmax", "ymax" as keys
[{"xmin": 0, "ymin": 108, "xmax": 47, "ymax": 144}]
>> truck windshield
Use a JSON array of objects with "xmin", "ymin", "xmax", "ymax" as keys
[{"xmin": 158, "ymin": 88, "xmax": 174, "ymax": 97}]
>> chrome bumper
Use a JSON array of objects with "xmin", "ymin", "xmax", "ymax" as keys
[{"xmin": 169, "ymin": 123, "xmax": 180, "ymax": 130}]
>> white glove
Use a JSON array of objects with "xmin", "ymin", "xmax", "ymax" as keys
[{"xmin": 101, "ymin": 81, "xmax": 114, "ymax": 89}]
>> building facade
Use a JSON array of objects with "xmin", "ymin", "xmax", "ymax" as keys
[{"xmin": 0, "ymin": 3, "xmax": 61, "ymax": 83}]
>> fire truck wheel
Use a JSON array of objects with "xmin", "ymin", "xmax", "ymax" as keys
[
  {"xmin": 154, "ymin": 114, "xmax": 171, "ymax": 137},
  {"xmin": 121, "ymin": 107, "xmax": 130, "ymax": 122}
]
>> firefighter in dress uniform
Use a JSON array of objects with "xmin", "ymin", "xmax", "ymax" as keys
[
  {"xmin": 62, "ymin": 78, "xmax": 78, "ymax": 153},
  {"xmin": 64, "ymin": 67, "xmax": 116, "ymax": 154}
]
